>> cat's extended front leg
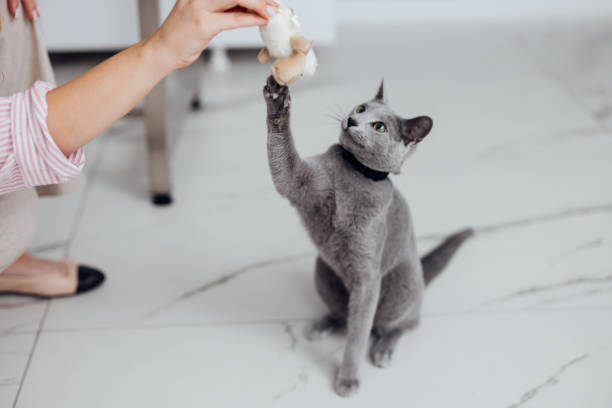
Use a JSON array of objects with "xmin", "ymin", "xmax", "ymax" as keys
[
  {"xmin": 336, "ymin": 276, "xmax": 381, "ymax": 397},
  {"xmin": 264, "ymin": 76, "xmax": 309, "ymax": 202}
]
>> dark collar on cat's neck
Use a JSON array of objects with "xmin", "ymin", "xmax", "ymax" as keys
[{"xmin": 340, "ymin": 147, "xmax": 389, "ymax": 182}]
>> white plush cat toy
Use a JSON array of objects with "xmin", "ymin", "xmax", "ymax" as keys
[{"xmin": 258, "ymin": 3, "xmax": 318, "ymax": 86}]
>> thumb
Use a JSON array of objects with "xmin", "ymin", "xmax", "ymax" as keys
[{"xmin": 211, "ymin": 11, "xmax": 267, "ymax": 33}]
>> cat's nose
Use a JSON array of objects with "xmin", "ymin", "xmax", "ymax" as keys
[{"xmin": 347, "ymin": 117, "xmax": 358, "ymax": 128}]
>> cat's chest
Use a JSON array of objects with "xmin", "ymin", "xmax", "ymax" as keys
[
  {"xmin": 315, "ymin": 177, "xmax": 393, "ymax": 274},
  {"xmin": 332, "ymin": 177, "xmax": 393, "ymax": 226}
]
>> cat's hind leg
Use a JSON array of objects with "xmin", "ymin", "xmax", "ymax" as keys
[
  {"xmin": 306, "ymin": 315, "xmax": 346, "ymax": 341},
  {"xmin": 370, "ymin": 328, "xmax": 404, "ymax": 368},
  {"xmin": 370, "ymin": 261, "xmax": 423, "ymax": 368},
  {"xmin": 370, "ymin": 319, "xmax": 419, "ymax": 368},
  {"xmin": 305, "ymin": 257, "xmax": 348, "ymax": 341}
]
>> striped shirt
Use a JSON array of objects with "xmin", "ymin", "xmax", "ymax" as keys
[{"xmin": 0, "ymin": 81, "xmax": 85, "ymax": 195}]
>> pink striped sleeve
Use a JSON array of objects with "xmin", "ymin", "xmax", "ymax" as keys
[{"xmin": 0, "ymin": 81, "xmax": 85, "ymax": 195}]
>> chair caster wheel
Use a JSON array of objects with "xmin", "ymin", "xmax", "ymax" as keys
[
  {"xmin": 190, "ymin": 98, "xmax": 202, "ymax": 111},
  {"xmin": 152, "ymin": 193, "xmax": 173, "ymax": 206}
]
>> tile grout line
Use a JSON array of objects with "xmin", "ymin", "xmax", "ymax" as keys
[
  {"xmin": 19, "ymin": 303, "xmax": 612, "ymax": 336},
  {"xmin": 12, "ymin": 301, "xmax": 50, "ymax": 408}
]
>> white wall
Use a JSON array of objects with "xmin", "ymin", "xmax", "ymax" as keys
[
  {"xmin": 38, "ymin": 0, "xmax": 336, "ymax": 52},
  {"xmin": 335, "ymin": 0, "xmax": 612, "ymax": 24},
  {"xmin": 36, "ymin": 0, "xmax": 612, "ymax": 51}
]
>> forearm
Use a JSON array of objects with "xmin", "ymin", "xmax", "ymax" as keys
[
  {"xmin": 46, "ymin": 37, "xmax": 172, "ymax": 156},
  {"xmin": 43, "ymin": 0, "xmax": 272, "ymax": 157},
  {"xmin": 45, "ymin": 0, "xmax": 272, "ymax": 157}
]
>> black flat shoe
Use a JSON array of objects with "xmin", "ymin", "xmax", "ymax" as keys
[
  {"xmin": 76, "ymin": 265, "xmax": 105, "ymax": 294},
  {"xmin": 0, "ymin": 264, "xmax": 105, "ymax": 298}
]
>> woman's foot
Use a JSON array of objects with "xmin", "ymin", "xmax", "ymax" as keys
[{"xmin": 0, "ymin": 254, "xmax": 104, "ymax": 298}]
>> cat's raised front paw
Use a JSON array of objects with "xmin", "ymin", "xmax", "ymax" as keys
[
  {"xmin": 264, "ymin": 75, "xmax": 291, "ymax": 118},
  {"xmin": 335, "ymin": 376, "xmax": 360, "ymax": 398}
]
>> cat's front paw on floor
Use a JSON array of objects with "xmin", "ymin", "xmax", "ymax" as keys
[{"xmin": 335, "ymin": 376, "xmax": 360, "ymax": 398}]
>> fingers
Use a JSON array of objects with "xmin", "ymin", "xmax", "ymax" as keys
[
  {"xmin": 20, "ymin": 0, "xmax": 39, "ymax": 20},
  {"xmin": 212, "ymin": 10, "xmax": 267, "ymax": 33},
  {"xmin": 7, "ymin": 0, "xmax": 19, "ymax": 17},
  {"xmin": 233, "ymin": 0, "xmax": 270, "ymax": 19}
]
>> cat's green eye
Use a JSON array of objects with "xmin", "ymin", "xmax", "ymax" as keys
[
  {"xmin": 356, "ymin": 105, "xmax": 366, "ymax": 114},
  {"xmin": 372, "ymin": 122, "xmax": 387, "ymax": 133}
]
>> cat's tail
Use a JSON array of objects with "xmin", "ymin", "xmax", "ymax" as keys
[{"xmin": 421, "ymin": 228, "xmax": 474, "ymax": 285}]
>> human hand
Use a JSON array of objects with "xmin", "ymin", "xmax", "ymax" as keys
[
  {"xmin": 151, "ymin": 0, "xmax": 277, "ymax": 72},
  {"xmin": 7, "ymin": 0, "xmax": 39, "ymax": 21}
]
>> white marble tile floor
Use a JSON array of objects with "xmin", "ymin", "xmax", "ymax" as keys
[{"xmin": 1, "ymin": 19, "xmax": 612, "ymax": 407}]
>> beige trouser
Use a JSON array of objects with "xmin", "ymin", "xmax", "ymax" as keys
[
  {"xmin": 0, "ymin": 189, "xmax": 37, "ymax": 271},
  {"xmin": 0, "ymin": 3, "xmax": 75, "ymax": 273}
]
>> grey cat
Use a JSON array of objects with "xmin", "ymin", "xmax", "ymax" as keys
[{"xmin": 263, "ymin": 76, "xmax": 473, "ymax": 397}]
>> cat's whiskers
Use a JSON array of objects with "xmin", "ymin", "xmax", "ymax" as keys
[
  {"xmin": 332, "ymin": 102, "xmax": 348, "ymax": 120},
  {"xmin": 324, "ymin": 113, "xmax": 343, "ymax": 122},
  {"xmin": 323, "ymin": 107, "xmax": 346, "ymax": 127},
  {"xmin": 323, "ymin": 103, "xmax": 349, "ymax": 128},
  {"xmin": 323, "ymin": 115, "xmax": 344, "ymax": 127}
]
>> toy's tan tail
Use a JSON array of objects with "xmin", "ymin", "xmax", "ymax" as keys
[{"xmin": 271, "ymin": 52, "xmax": 307, "ymax": 86}]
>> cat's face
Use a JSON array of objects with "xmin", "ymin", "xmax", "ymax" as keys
[{"xmin": 339, "ymin": 81, "xmax": 433, "ymax": 174}]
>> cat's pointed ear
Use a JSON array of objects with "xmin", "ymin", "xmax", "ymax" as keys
[
  {"xmin": 401, "ymin": 116, "xmax": 433, "ymax": 145},
  {"xmin": 375, "ymin": 79, "xmax": 385, "ymax": 101}
]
